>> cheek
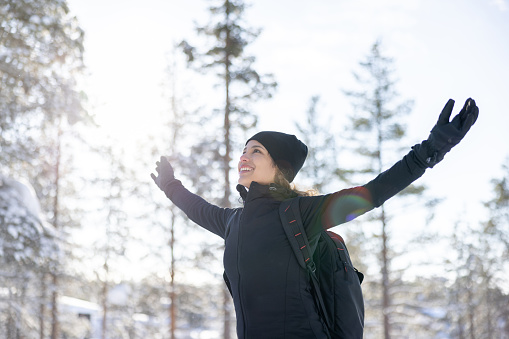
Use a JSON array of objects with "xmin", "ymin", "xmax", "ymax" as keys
[{"xmin": 267, "ymin": 165, "xmax": 277, "ymax": 180}]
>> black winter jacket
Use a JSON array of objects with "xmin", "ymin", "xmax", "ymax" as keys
[{"xmin": 163, "ymin": 148, "xmax": 428, "ymax": 338}]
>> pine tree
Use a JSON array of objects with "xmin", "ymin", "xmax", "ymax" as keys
[
  {"xmin": 424, "ymin": 159, "xmax": 509, "ymax": 339},
  {"xmin": 0, "ymin": 176, "xmax": 58, "ymax": 339},
  {"xmin": 295, "ymin": 96, "xmax": 341, "ymax": 193},
  {"xmin": 135, "ymin": 45, "xmax": 217, "ymax": 337},
  {"xmin": 444, "ymin": 220, "xmax": 499, "ymax": 339},
  {"xmin": 82, "ymin": 141, "xmax": 135, "ymax": 339},
  {"xmin": 0, "ymin": 0, "xmax": 86, "ymax": 165},
  {"xmin": 480, "ymin": 157, "xmax": 509, "ymax": 337},
  {"xmin": 1, "ymin": 1, "xmax": 87, "ymax": 337},
  {"xmin": 342, "ymin": 41, "xmax": 428, "ymax": 339},
  {"xmin": 179, "ymin": 1, "xmax": 276, "ymax": 337},
  {"xmin": 483, "ymin": 158, "xmax": 509, "ymax": 268},
  {"xmin": 154, "ymin": 47, "xmax": 204, "ymax": 339}
]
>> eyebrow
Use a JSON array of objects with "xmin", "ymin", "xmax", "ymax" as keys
[{"xmin": 243, "ymin": 145, "xmax": 266, "ymax": 152}]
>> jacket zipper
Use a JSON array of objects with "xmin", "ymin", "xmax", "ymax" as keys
[{"xmin": 237, "ymin": 208, "xmax": 248, "ymax": 336}]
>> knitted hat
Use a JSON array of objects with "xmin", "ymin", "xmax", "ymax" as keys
[{"xmin": 246, "ymin": 131, "xmax": 308, "ymax": 183}]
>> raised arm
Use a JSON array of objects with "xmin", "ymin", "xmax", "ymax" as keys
[
  {"xmin": 151, "ymin": 156, "xmax": 236, "ymax": 239},
  {"xmin": 300, "ymin": 98, "xmax": 479, "ymax": 235}
]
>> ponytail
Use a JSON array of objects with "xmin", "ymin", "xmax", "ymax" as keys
[{"xmin": 273, "ymin": 167, "xmax": 318, "ymax": 199}]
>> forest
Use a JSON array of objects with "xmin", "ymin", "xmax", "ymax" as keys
[{"xmin": 1, "ymin": 0, "xmax": 508, "ymax": 338}]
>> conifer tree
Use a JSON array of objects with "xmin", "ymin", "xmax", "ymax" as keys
[
  {"xmin": 1, "ymin": 1, "xmax": 87, "ymax": 338},
  {"xmin": 342, "ymin": 41, "xmax": 427, "ymax": 339},
  {"xmin": 0, "ymin": 176, "xmax": 58, "ymax": 339},
  {"xmin": 137, "ymin": 45, "xmax": 216, "ymax": 337},
  {"xmin": 443, "ymin": 219, "xmax": 508, "ymax": 338},
  {"xmin": 483, "ymin": 158, "xmax": 509, "ymax": 267},
  {"xmin": 83, "ymin": 141, "xmax": 135, "ymax": 339},
  {"xmin": 0, "ymin": 0, "xmax": 86, "ymax": 165},
  {"xmin": 295, "ymin": 96, "xmax": 340, "ymax": 193},
  {"xmin": 179, "ymin": 1, "xmax": 276, "ymax": 337},
  {"xmin": 479, "ymin": 157, "xmax": 509, "ymax": 337},
  {"xmin": 153, "ymin": 47, "xmax": 203, "ymax": 339}
]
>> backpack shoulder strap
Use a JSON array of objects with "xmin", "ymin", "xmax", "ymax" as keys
[
  {"xmin": 279, "ymin": 198, "xmax": 314, "ymax": 271},
  {"xmin": 279, "ymin": 198, "xmax": 332, "ymax": 331}
]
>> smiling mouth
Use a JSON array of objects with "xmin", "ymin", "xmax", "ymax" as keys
[{"xmin": 239, "ymin": 166, "xmax": 253, "ymax": 174}]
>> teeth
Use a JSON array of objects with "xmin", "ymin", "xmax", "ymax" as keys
[{"xmin": 240, "ymin": 167, "xmax": 253, "ymax": 172}]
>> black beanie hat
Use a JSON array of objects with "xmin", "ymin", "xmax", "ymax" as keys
[{"xmin": 246, "ymin": 131, "xmax": 308, "ymax": 183}]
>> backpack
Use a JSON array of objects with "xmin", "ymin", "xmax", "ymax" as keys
[
  {"xmin": 222, "ymin": 197, "xmax": 365, "ymax": 339},
  {"xmin": 279, "ymin": 197, "xmax": 365, "ymax": 339}
]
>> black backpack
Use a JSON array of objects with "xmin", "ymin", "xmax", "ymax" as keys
[{"xmin": 279, "ymin": 197, "xmax": 365, "ymax": 339}]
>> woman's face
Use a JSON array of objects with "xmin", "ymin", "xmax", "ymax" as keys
[{"xmin": 238, "ymin": 140, "xmax": 277, "ymax": 188}]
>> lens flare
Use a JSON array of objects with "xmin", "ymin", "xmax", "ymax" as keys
[{"xmin": 322, "ymin": 186, "xmax": 374, "ymax": 227}]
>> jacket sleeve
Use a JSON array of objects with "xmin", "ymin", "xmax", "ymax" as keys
[
  {"xmin": 162, "ymin": 179, "xmax": 236, "ymax": 239},
  {"xmin": 299, "ymin": 147, "xmax": 428, "ymax": 238}
]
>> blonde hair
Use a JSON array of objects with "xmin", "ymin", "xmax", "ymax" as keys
[{"xmin": 273, "ymin": 166, "xmax": 318, "ymax": 198}]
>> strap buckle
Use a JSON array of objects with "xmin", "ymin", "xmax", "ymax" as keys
[{"xmin": 307, "ymin": 260, "xmax": 317, "ymax": 273}]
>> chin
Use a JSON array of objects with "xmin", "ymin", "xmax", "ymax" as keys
[{"xmin": 238, "ymin": 179, "xmax": 251, "ymax": 188}]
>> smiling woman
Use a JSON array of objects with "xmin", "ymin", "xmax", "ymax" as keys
[
  {"xmin": 238, "ymin": 131, "xmax": 315, "ymax": 198},
  {"xmin": 238, "ymin": 141, "xmax": 277, "ymax": 187},
  {"xmin": 151, "ymin": 98, "xmax": 478, "ymax": 338},
  {"xmin": 240, "ymin": 131, "xmax": 308, "ymax": 185}
]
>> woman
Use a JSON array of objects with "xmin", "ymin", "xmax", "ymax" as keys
[{"xmin": 151, "ymin": 98, "xmax": 478, "ymax": 338}]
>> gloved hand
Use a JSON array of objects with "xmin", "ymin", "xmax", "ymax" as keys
[
  {"xmin": 151, "ymin": 156, "xmax": 176, "ymax": 192},
  {"xmin": 416, "ymin": 98, "xmax": 479, "ymax": 167}
]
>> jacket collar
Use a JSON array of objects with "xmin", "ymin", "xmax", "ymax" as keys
[
  {"xmin": 236, "ymin": 182, "xmax": 296, "ymax": 204},
  {"xmin": 236, "ymin": 182, "xmax": 273, "ymax": 203},
  {"xmin": 236, "ymin": 184, "xmax": 249, "ymax": 201}
]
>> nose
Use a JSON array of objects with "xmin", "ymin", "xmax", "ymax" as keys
[{"xmin": 240, "ymin": 153, "xmax": 249, "ymax": 162}]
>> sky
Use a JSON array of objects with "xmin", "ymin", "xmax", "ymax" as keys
[{"xmin": 66, "ymin": 0, "xmax": 509, "ymax": 280}]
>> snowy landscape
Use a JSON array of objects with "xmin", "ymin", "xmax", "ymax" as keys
[{"xmin": 2, "ymin": 0, "xmax": 509, "ymax": 338}]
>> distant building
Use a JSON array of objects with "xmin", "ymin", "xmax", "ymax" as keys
[{"xmin": 59, "ymin": 296, "xmax": 102, "ymax": 339}]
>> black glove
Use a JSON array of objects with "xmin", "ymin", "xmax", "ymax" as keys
[
  {"xmin": 414, "ymin": 98, "xmax": 479, "ymax": 168},
  {"xmin": 151, "ymin": 156, "xmax": 176, "ymax": 192}
]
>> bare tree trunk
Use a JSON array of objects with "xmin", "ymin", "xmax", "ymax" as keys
[
  {"xmin": 170, "ymin": 213, "xmax": 176, "ymax": 339},
  {"xmin": 101, "ymin": 264, "xmax": 109, "ymax": 339},
  {"xmin": 7, "ymin": 309, "xmax": 14, "ymax": 339},
  {"xmin": 468, "ymin": 287, "xmax": 476, "ymax": 339},
  {"xmin": 166, "ymin": 48, "xmax": 180, "ymax": 339},
  {"xmin": 456, "ymin": 283, "xmax": 465, "ymax": 339},
  {"xmin": 381, "ymin": 206, "xmax": 391, "ymax": 339},
  {"xmin": 50, "ymin": 125, "xmax": 61, "ymax": 339},
  {"xmin": 50, "ymin": 272, "xmax": 59, "ymax": 339},
  {"xmin": 223, "ymin": 287, "xmax": 232, "ymax": 338},
  {"xmin": 222, "ymin": 2, "xmax": 233, "ymax": 339},
  {"xmin": 484, "ymin": 276, "xmax": 493, "ymax": 339},
  {"xmin": 458, "ymin": 317, "xmax": 465, "ymax": 339},
  {"xmin": 39, "ymin": 273, "xmax": 46, "ymax": 339},
  {"xmin": 375, "ymin": 101, "xmax": 391, "ymax": 339},
  {"xmin": 223, "ymin": 5, "xmax": 232, "ymax": 212}
]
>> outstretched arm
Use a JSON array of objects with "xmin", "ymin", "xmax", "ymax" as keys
[
  {"xmin": 367, "ymin": 97, "xmax": 479, "ymax": 206},
  {"xmin": 300, "ymin": 98, "xmax": 479, "ymax": 233},
  {"xmin": 151, "ymin": 156, "xmax": 235, "ymax": 239}
]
